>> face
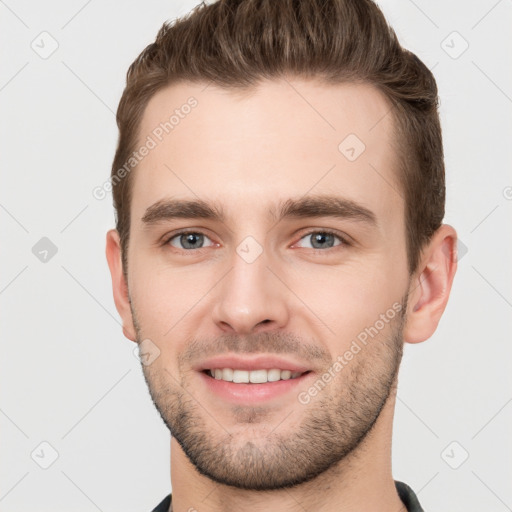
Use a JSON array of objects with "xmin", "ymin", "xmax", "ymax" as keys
[{"xmin": 124, "ymin": 78, "xmax": 412, "ymax": 489}]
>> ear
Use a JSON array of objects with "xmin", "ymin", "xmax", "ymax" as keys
[
  {"xmin": 403, "ymin": 224, "xmax": 458, "ymax": 344},
  {"xmin": 105, "ymin": 229, "xmax": 137, "ymax": 342}
]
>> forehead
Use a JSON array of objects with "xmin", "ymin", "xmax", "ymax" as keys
[{"xmin": 131, "ymin": 77, "xmax": 402, "ymax": 229}]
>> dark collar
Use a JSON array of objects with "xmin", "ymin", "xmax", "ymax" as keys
[{"xmin": 151, "ymin": 480, "xmax": 424, "ymax": 511}]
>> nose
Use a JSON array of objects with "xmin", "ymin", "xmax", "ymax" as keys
[{"xmin": 211, "ymin": 247, "xmax": 290, "ymax": 335}]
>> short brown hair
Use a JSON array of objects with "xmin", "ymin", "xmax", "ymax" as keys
[{"xmin": 111, "ymin": 0, "xmax": 445, "ymax": 277}]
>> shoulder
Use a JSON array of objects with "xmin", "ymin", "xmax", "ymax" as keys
[
  {"xmin": 395, "ymin": 480, "xmax": 425, "ymax": 512},
  {"xmin": 150, "ymin": 492, "xmax": 172, "ymax": 512}
]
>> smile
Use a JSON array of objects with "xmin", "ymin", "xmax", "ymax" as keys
[{"xmin": 205, "ymin": 368, "xmax": 309, "ymax": 383}]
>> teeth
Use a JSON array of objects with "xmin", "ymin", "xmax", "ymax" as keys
[
  {"xmin": 233, "ymin": 369, "xmax": 249, "ymax": 383},
  {"xmin": 208, "ymin": 368, "xmax": 304, "ymax": 383},
  {"xmin": 248, "ymin": 369, "xmax": 266, "ymax": 384},
  {"xmin": 267, "ymin": 369, "xmax": 281, "ymax": 382}
]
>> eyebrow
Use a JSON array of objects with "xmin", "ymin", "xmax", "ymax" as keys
[{"xmin": 141, "ymin": 194, "xmax": 377, "ymax": 228}]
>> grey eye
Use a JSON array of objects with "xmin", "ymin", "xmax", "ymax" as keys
[
  {"xmin": 297, "ymin": 232, "xmax": 342, "ymax": 249},
  {"xmin": 169, "ymin": 232, "xmax": 214, "ymax": 250}
]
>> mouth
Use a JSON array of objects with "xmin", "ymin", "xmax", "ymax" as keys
[
  {"xmin": 194, "ymin": 355, "xmax": 315, "ymax": 403},
  {"xmin": 198, "ymin": 366, "xmax": 314, "ymax": 404},
  {"xmin": 202, "ymin": 368, "xmax": 312, "ymax": 383}
]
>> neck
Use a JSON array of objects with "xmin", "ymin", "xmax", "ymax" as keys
[{"xmin": 169, "ymin": 388, "xmax": 406, "ymax": 512}]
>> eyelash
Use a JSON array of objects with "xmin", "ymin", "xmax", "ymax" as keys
[{"xmin": 161, "ymin": 229, "xmax": 351, "ymax": 252}]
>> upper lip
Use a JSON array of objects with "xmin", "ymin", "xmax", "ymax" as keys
[{"xmin": 195, "ymin": 355, "xmax": 312, "ymax": 373}]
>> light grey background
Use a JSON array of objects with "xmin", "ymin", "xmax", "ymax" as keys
[{"xmin": 1, "ymin": 1, "xmax": 511, "ymax": 510}]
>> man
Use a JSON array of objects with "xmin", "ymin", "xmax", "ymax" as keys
[{"xmin": 105, "ymin": 0, "xmax": 457, "ymax": 510}]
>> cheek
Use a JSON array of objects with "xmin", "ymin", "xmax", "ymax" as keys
[
  {"xmin": 129, "ymin": 260, "xmax": 215, "ymax": 340},
  {"xmin": 286, "ymin": 259, "xmax": 405, "ymax": 346}
]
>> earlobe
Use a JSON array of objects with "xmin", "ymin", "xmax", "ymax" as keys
[
  {"xmin": 105, "ymin": 229, "xmax": 137, "ymax": 342},
  {"xmin": 403, "ymin": 224, "xmax": 458, "ymax": 344}
]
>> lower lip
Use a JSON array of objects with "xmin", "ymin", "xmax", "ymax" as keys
[{"xmin": 198, "ymin": 371, "xmax": 313, "ymax": 404}]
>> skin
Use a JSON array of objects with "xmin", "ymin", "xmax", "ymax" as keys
[{"xmin": 106, "ymin": 77, "xmax": 457, "ymax": 512}]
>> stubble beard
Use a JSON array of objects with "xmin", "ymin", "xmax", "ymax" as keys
[{"xmin": 134, "ymin": 300, "xmax": 406, "ymax": 491}]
